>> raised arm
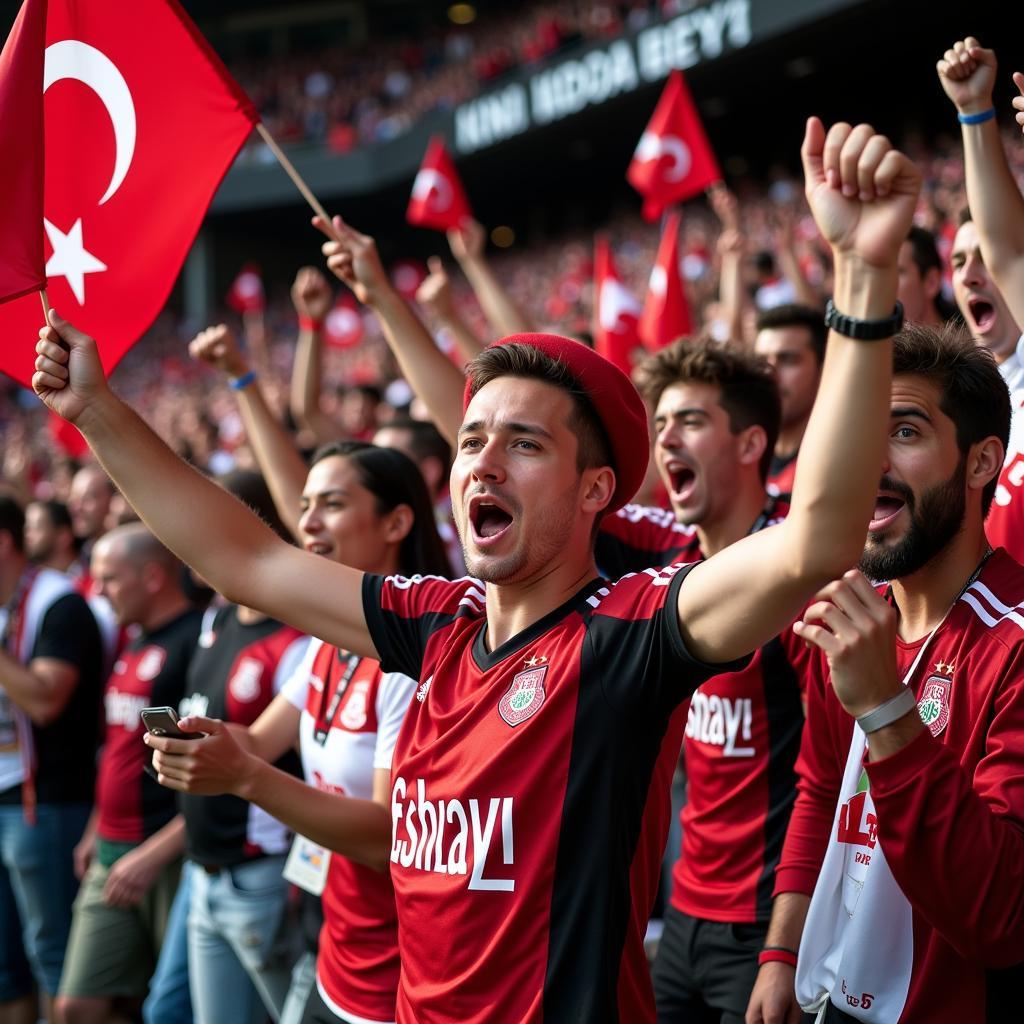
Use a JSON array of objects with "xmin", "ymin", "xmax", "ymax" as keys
[
  {"xmin": 289, "ymin": 266, "xmax": 341, "ymax": 445},
  {"xmin": 190, "ymin": 324, "xmax": 308, "ymax": 541},
  {"xmin": 315, "ymin": 215, "xmax": 466, "ymax": 445},
  {"xmin": 678, "ymin": 118, "xmax": 920, "ymax": 663},
  {"xmin": 447, "ymin": 218, "xmax": 535, "ymax": 337},
  {"xmin": 32, "ymin": 317, "xmax": 376, "ymax": 658},
  {"xmin": 772, "ymin": 205, "xmax": 824, "ymax": 310},
  {"xmin": 416, "ymin": 256, "xmax": 486, "ymax": 364},
  {"xmin": 709, "ymin": 186, "xmax": 749, "ymax": 344},
  {"xmin": 938, "ymin": 38, "xmax": 1024, "ymax": 327}
]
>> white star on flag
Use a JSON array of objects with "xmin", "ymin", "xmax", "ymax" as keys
[{"xmin": 44, "ymin": 218, "xmax": 107, "ymax": 305}]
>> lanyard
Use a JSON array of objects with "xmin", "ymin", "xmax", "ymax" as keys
[
  {"xmin": 312, "ymin": 652, "xmax": 360, "ymax": 746},
  {"xmin": 1, "ymin": 566, "xmax": 39, "ymax": 656}
]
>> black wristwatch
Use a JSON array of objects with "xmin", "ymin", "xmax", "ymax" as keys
[{"xmin": 824, "ymin": 299, "xmax": 904, "ymax": 341}]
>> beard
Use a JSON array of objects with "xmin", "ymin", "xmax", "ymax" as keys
[{"xmin": 859, "ymin": 458, "xmax": 967, "ymax": 582}]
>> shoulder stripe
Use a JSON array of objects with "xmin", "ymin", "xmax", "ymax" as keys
[{"xmin": 962, "ymin": 580, "xmax": 1024, "ymax": 633}]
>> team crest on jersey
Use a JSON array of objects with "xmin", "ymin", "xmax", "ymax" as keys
[
  {"xmin": 229, "ymin": 658, "xmax": 264, "ymax": 703},
  {"xmin": 498, "ymin": 663, "xmax": 547, "ymax": 727},
  {"xmin": 136, "ymin": 647, "xmax": 166, "ymax": 682},
  {"xmin": 917, "ymin": 675, "xmax": 951, "ymax": 737},
  {"xmin": 340, "ymin": 680, "xmax": 370, "ymax": 730}
]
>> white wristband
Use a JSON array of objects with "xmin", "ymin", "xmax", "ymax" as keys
[{"xmin": 857, "ymin": 686, "xmax": 917, "ymax": 734}]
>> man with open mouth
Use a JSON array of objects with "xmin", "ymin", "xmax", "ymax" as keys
[
  {"xmin": 34, "ymin": 118, "xmax": 915, "ymax": 1023},
  {"xmin": 938, "ymin": 36, "xmax": 1024, "ymax": 564}
]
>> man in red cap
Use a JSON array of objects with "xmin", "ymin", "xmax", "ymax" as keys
[{"xmin": 36, "ymin": 117, "xmax": 917, "ymax": 1023}]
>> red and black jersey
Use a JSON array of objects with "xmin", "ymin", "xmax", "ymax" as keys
[
  {"xmin": 596, "ymin": 498, "xmax": 803, "ymax": 924},
  {"xmin": 96, "ymin": 609, "xmax": 203, "ymax": 843},
  {"xmin": 596, "ymin": 503, "xmax": 700, "ymax": 580},
  {"xmin": 363, "ymin": 565, "xmax": 745, "ymax": 1024},
  {"xmin": 179, "ymin": 605, "xmax": 309, "ymax": 867},
  {"xmin": 778, "ymin": 549, "xmax": 1024, "ymax": 1023},
  {"xmin": 767, "ymin": 450, "xmax": 798, "ymax": 503}
]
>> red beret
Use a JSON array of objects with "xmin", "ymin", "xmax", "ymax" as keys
[{"xmin": 462, "ymin": 333, "xmax": 649, "ymax": 513}]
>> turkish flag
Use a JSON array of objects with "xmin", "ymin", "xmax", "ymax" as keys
[
  {"xmin": 226, "ymin": 263, "xmax": 265, "ymax": 314},
  {"xmin": 639, "ymin": 211, "xmax": 692, "ymax": 350},
  {"xmin": 627, "ymin": 71, "xmax": 721, "ymax": 222},
  {"xmin": 0, "ymin": 0, "xmax": 47, "ymax": 305},
  {"xmin": 0, "ymin": 0, "xmax": 258, "ymax": 386},
  {"xmin": 323, "ymin": 293, "xmax": 364, "ymax": 350},
  {"xmin": 593, "ymin": 236, "xmax": 642, "ymax": 377},
  {"xmin": 406, "ymin": 136, "xmax": 472, "ymax": 233}
]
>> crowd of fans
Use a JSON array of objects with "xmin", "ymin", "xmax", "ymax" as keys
[{"xmin": 3, "ymin": 25, "xmax": 1024, "ymax": 1024}]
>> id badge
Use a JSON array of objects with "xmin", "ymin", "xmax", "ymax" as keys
[{"xmin": 283, "ymin": 834, "xmax": 331, "ymax": 895}]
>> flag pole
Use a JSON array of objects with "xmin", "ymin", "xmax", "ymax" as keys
[
  {"xmin": 256, "ymin": 124, "xmax": 338, "ymax": 235},
  {"xmin": 39, "ymin": 288, "xmax": 50, "ymax": 317}
]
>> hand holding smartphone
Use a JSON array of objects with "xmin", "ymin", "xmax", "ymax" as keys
[{"xmin": 141, "ymin": 706, "xmax": 205, "ymax": 740}]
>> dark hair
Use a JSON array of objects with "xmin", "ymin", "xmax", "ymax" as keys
[
  {"xmin": 464, "ymin": 344, "xmax": 613, "ymax": 476},
  {"xmin": 893, "ymin": 322, "xmax": 1011, "ymax": 515},
  {"xmin": 216, "ymin": 469, "xmax": 292, "ymax": 544},
  {"xmin": 0, "ymin": 497, "xmax": 25, "ymax": 554},
  {"xmin": 310, "ymin": 441, "xmax": 451, "ymax": 577},
  {"xmin": 755, "ymin": 303, "xmax": 827, "ymax": 363},
  {"xmin": 635, "ymin": 337, "xmax": 781, "ymax": 482},
  {"xmin": 380, "ymin": 416, "xmax": 452, "ymax": 476},
  {"xmin": 905, "ymin": 226, "xmax": 942, "ymax": 278},
  {"xmin": 30, "ymin": 499, "xmax": 73, "ymax": 533}
]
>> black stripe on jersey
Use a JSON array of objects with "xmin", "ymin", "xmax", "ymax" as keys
[
  {"xmin": 542, "ymin": 569, "xmax": 693, "ymax": 1023},
  {"xmin": 987, "ymin": 963, "xmax": 1024, "ymax": 1022},
  {"xmin": 754, "ymin": 637, "xmax": 805, "ymax": 920}
]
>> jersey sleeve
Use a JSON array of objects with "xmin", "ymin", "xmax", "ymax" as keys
[
  {"xmin": 774, "ymin": 649, "xmax": 848, "ymax": 897},
  {"xmin": 864, "ymin": 647, "xmax": 1024, "ymax": 965},
  {"xmin": 362, "ymin": 572, "xmax": 481, "ymax": 680},
  {"xmin": 272, "ymin": 635, "xmax": 312, "ymax": 696},
  {"xmin": 280, "ymin": 637, "xmax": 323, "ymax": 711},
  {"xmin": 32, "ymin": 592, "xmax": 101, "ymax": 671},
  {"xmin": 595, "ymin": 503, "xmax": 697, "ymax": 578},
  {"xmin": 589, "ymin": 563, "xmax": 748, "ymax": 715},
  {"xmin": 372, "ymin": 672, "xmax": 418, "ymax": 772}
]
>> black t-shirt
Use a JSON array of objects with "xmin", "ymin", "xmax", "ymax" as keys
[{"xmin": 0, "ymin": 591, "xmax": 104, "ymax": 805}]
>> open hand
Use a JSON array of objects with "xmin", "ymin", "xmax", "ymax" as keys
[
  {"xmin": 416, "ymin": 256, "xmax": 455, "ymax": 319},
  {"xmin": 1012, "ymin": 71, "xmax": 1024, "ymax": 135},
  {"xmin": 447, "ymin": 218, "xmax": 486, "ymax": 263},
  {"xmin": 801, "ymin": 117, "xmax": 921, "ymax": 269},
  {"xmin": 188, "ymin": 324, "xmax": 249, "ymax": 378},
  {"xmin": 33, "ymin": 310, "xmax": 110, "ymax": 425},
  {"xmin": 103, "ymin": 845, "xmax": 161, "ymax": 908},
  {"xmin": 937, "ymin": 37, "xmax": 996, "ymax": 115},
  {"xmin": 313, "ymin": 214, "xmax": 389, "ymax": 306},
  {"xmin": 746, "ymin": 963, "xmax": 803, "ymax": 1024}
]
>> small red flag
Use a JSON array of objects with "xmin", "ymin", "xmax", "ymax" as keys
[
  {"xmin": 406, "ymin": 136, "xmax": 472, "ymax": 233},
  {"xmin": 0, "ymin": 0, "xmax": 47, "ymax": 305},
  {"xmin": 226, "ymin": 263, "xmax": 265, "ymax": 314},
  {"xmin": 0, "ymin": 0, "xmax": 258, "ymax": 386},
  {"xmin": 627, "ymin": 71, "xmax": 721, "ymax": 222},
  {"xmin": 390, "ymin": 259, "xmax": 427, "ymax": 300},
  {"xmin": 593, "ymin": 236, "xmax": 642, "ymax": 377},
  {"xmin": 323, "ymin": 293, "xmax": 364, "ymax": 350},
  {"xmin": 639, "ymin": 211, "xmax": 692, "ymax": 350}
]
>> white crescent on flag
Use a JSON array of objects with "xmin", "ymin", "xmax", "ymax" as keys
[
  {"xmin": 44, "ymin": 40, "xmax": 137, "ymax": 205},
  {"xmin": 599, "ymin": 278, "xmax": 643, "ymax": 333},
  {"xmin": 648, "ymin": 265, "xmax": 668, "ymax": 297},
  {"xmin": 412, "ymin": 168, "xmax": 453, "ymax": 211},
  {"xmin": 634, "ymin": 131, "xmax": 692, "ymax": 183}
]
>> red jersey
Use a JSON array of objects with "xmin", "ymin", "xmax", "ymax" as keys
[
  {"xmin": 985, "ymin": 352, "xmax": 1024, "ymax": 563},
  {"xmin": 777, "ymin": 549, "xmax": 1024, "ymax": 1022},
  {"xmin": 282, "ymin": 639, "xmax": 414, "ymax": 1024},
  {"xmin": 96, "ymin": 609, "xmax": 203, "ymax": 842},
  {"xmin": 596, "ymin": 503, "xmax": 699, "ymax": 580},
  {"xmin": 363, "ymin": 566, "xmax": 742, "ymax": 1024},
  {"xmin": 766, "ymin": 450, "xmax": 798, "ymax": 503}
]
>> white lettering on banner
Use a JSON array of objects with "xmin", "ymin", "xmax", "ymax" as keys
[
  {"xmin": 454, "ymin": 83, "xmax": 529, "ymax": 154},
  {"xmin": 390, "ymin": 777, "xmax": 515, "ymax": 891},
  {"xmin": 637, "ymin": 0, "xmax": 752, "ymax": 82},
  {"xmin": 686, "ymin": 693, "xmax": 754, "ymax": 756},
  {"xmin": 104, "ymin": 689, "xmax": 148, "ymax": 730},
  {"xmin": 531, "ymin": 40, "xmax": 638, "ymax": 126},
  {"xmin": 451, "ymin": 0, "xmax": 751, "ymax": 155}
]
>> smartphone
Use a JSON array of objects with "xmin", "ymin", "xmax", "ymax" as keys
[{"xmin": 141, "ymin": 706, "xmax": 204, "ymax": 740}]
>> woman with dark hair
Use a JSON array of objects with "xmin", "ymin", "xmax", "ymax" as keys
[{"xmin": 148, "ymin": 328, "xmax": 450, "ymax": 1024}]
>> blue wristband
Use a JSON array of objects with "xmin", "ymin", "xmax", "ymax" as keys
[
  {"xmin": 958, "ymin": 107, "xmax": 996, "ymax": 125},
  {"xmin": 228, "ymin": 369, "xmax": 257, "ymax": 390}
]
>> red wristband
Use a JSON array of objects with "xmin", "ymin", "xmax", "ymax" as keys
[
  {"xmin": 758, "ymin": 947, "xmax": 798, "ymax": 968},
  {"xmin": 298, "ymin": 315, "xmax": 323, "ymax": 332}
]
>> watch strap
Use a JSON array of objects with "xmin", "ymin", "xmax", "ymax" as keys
[{"xmin": 825, "ymin": 299, "xmax": 904, "ymax": 341}]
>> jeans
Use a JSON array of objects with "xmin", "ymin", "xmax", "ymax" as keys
[
  {"xmin": 0, "ymin": 801, "xmax": 90, "ymax": 999},
  {"xmin": 280, "ymin": 952, "xmax": 317, "ymax": 1024},
  {"xmin": 187, "ymin": 856, "xmax": 290, "ymax": 1024},
  {"xmin": 143, "ymin": 861, "xmax": 194, "ymax": 1024}
]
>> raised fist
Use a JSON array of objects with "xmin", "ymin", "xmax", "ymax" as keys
[
  {"xmin": 189, "ymin": 324, "xmax": 248, "ymax": 378},
  {"xmin": 313, "ymin": 215, "xmax": 389, "ymax": 306},
  {"xmin": 33, "ymin": 310, "xmax": 109, "ymax": 425},
  {"xmin": 937, "ymin": 37, "xmax": 996, "ymax": 116},
  {"xmin": 291, "ymin": 266, "xmax": 333, "ymax": 321},
  {"xmin": 416, "ymin": 256, "xmax": 456, "ymax": 320}
]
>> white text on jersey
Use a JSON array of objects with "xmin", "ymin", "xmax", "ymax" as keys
[{"xmin": 686, "ymin": 693, "xmax": 754, "ymax": 757}]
